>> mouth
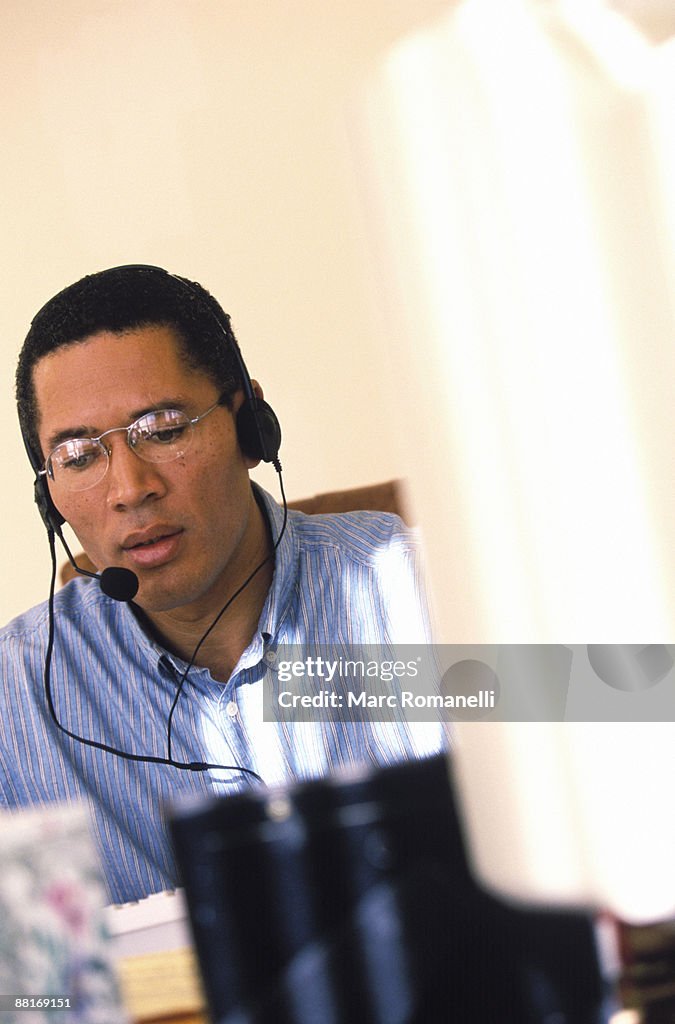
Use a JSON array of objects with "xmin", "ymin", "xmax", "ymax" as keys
[{"xmin": 122, "ymin": 527, "xmax": 184, "ymax": 569}]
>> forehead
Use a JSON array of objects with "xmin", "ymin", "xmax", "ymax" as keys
[{"xmin": 33, "ymin": 325, "xmax": 213, "ymax": 444}]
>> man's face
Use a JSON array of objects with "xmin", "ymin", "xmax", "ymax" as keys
[{"xmin": 33, "ymin": 325, "xmax": 259, "ymax": 616}]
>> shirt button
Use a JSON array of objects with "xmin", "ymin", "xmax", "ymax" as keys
[
  {"xmin": 225, "ymin": 701, "xmax": 238, "ymax": 718},
  {"xmin": 264, "ymin": 649, "xmax": 277, "ymax": 666}
]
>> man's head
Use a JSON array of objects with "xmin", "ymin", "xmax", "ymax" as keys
[
  {"xmin": 16, "ymin": 266, "xmax": 279, "ymax": 617},
  {"xmin": 16, "ymin": 265, "xmax": 244, "ymax": 468}
]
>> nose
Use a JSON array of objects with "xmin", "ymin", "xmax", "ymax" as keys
[{"xmin": 104, "ymin": 434, "xmax": 167, "ymax": 511}]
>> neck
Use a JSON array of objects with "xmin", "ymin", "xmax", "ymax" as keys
[{"xmin": 140, "ymin": 495, "xmax": 274, "ymax": 682}]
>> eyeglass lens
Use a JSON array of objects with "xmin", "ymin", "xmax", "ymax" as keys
[{"xmin": 48, "ymin": 409, "xmax": 194, "ymax": 491}]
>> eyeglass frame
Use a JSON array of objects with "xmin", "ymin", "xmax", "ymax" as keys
[{"xmin": 38, "ymin": 395, "xmax": 226, "ymax": 490}]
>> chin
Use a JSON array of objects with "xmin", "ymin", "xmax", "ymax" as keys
[{"xmin": 135, "ymin": 573, "xmax": 215, "ymax": 615}]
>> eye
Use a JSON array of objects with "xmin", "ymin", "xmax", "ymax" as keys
[
  {"xmin": 132, "ymin": 411, "xmax": 190, "ymax": 447},
  {"xmin": 55, "ymin": 441, "xmax": 102, "ymax": 472},
  {"xmin": 63, "ymin": 453, "xmax": 95, "ymax": 470},
  {"xmin": 151, "ymin": 424, "xmax": 187, "ymax": 444}
]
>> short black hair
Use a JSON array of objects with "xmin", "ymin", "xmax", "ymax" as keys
[{"xmin": 16, "ymin": 265, "xmax": 245, "ymax": 465}]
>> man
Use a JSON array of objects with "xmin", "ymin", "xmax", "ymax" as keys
[{"xmin": 2, "ymin": 265, "xmax": 441, "ymax": 903}]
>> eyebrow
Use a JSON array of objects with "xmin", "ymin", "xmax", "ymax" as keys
[{"xmin": 45, "ymin": 397, "xmax": 193, "ymax": 452}]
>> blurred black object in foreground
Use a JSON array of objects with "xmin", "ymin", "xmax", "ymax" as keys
[{"xmin": 169, "ymin": 753, "xmax": 612, "ymax": 1023}]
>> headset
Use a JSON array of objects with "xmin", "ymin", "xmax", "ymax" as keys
[
  {"xmin": 22, "ymin": 263, "xmax": 282, "ymax": 535},
  {"xmin": 20, "ymin": 264, "xmax": 285, "ymax": 781}
]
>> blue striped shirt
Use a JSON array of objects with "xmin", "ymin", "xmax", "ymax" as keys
[{"xmin": 0, "ymin": 486, "xmax": 443, "ymax": 903}]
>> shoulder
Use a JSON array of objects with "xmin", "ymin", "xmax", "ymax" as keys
[
  {"xmin": 0, "ymin": 578, "xmax": 113, "ymax": 653},
  {"xmin": 288, "ymin": 508, "xmax": 432, "ymax": 642},
  {"xmin": 290, "ymin": 507, "xmax": 420, "ymax": 569}
]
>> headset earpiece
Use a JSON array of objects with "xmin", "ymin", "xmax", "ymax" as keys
[
  {"xmin": 22, "ymin": 423, "xmax": 65, "ymax": 533},
  {"xmin": 32, "ymin": 470, "xmax": 65, "ymax": 532},
  {"xmin": 236, "ymin": 397, "xmax": 282, "ymax": 464}
]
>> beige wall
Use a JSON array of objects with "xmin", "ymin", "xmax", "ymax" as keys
[{"xmin": 1, "ymin": 0, "xmax": 450, "ymax": 626}]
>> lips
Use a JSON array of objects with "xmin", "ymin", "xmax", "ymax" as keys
[{"xmin": 121, "ymin": 526, "xmax": 184, "ymax": 570}]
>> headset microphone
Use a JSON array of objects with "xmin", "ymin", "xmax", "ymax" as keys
[
  {"xmin": 100, "ymin": 566, "xmax": 139, "ymax": 602},
  {"xmin": 70, "ymin": 558, "xmax": 139, "ymax": 602},
  {"xmin": 53, "ymin": 519, "xmax": 139, "ymax": 602}
]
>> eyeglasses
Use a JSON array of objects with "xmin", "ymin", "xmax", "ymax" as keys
[{"xmin": 39, "ymin": 398, "xmax": 223, "ymax": 492}]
